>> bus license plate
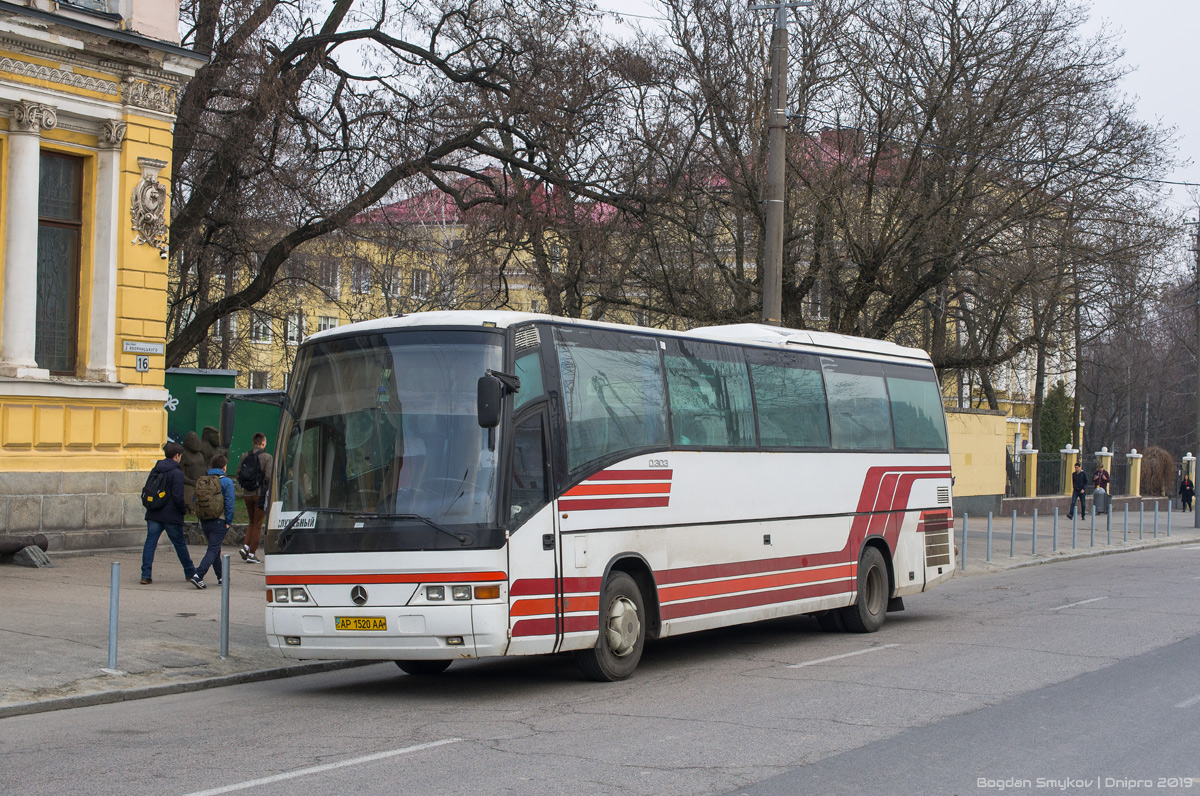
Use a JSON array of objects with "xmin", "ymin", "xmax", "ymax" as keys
[{"xmin": 335, "ymin": 617, "xmax": 387, "ymax": 631}]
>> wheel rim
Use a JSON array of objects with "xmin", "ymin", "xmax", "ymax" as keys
[
  {"xmin": 864, "ymin": 564, "xmax": 885, "ymax": 616},
  {"xmin": 604, "ymin": 595, "xmax": 640, "ymax": 657}
]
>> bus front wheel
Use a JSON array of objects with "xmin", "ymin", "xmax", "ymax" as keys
[
  {"xmin": 839, "ymin": 546, "xmax": 889, "ymax": 633},
  {"xmin": 576, "ymin": 571, "xmax": 645, "ymax": 682},
  {"xmin": 395, "ymin": 659, "xmax": 452, "ymax": 675}
]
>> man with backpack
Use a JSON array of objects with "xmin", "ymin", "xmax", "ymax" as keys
[
  {"xmin": 190, "ymin": 454, "xmax": 236, "ymax": 589},
  {"xmin": 236, "ymin": 432, "xmax": 273, "ymax": 564},
  {"xmin": 140, "ymin": 441, "xmax": 197, "ymax": 585}
]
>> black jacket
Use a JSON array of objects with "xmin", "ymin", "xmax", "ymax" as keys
[
  {"xmin": 144, "ymin": 458, "xmax": 187, "ymax": 525},
  {"xmin": 1072, "ymin": 469, "xmax": 1088, "ymax": 495}
]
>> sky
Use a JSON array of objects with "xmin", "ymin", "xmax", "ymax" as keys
[{"xmin": 596, "ymin": 0, "xmax": 1200, "ymax": 219}]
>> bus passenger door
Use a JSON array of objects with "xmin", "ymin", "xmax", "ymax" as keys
[{"xmin": 505, "ymin": 406, "xmax": 563, "ymax": 655}]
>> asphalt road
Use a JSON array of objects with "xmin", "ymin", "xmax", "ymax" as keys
[{"xmin": 3, "ymin": 545, "xmax": 1199, "ymax": 796}]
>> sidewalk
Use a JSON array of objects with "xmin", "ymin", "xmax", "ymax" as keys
[
  {"xmin": 3, "ymin": 514, "xmax": 1199, "ymax": 719},
  {"xmin": 0, "ymin": 543, "xmax": 360, "ymax": 719}
]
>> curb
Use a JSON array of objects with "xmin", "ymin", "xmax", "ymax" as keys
[
  {"xmin": 959, "ymin": 535, "xmax": 1199, "ymax": 575},
  {"xmin": 0, "ymin": 660, "xmax": 372, "ymax": 720}
]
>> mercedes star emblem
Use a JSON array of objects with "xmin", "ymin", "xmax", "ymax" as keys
[{"xmin": 351, "ymin": 585, "xmax": 368, "ymax": 605}]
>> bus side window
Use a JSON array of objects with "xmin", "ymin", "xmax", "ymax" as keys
[
  {"xmin": 514, "ymin": 350, "xmax": 545, "ymax": 411},
  {"xmin": 509, "ymin": 413, "xmax": 549, "ymax": 530}
]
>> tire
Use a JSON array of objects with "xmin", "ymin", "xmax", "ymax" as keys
[
  {"xmin": 575, "ymin": 571, "xmax": 646, "ymax": 682},
  {"xmin": 838, "ymin": 545, "xmax": 889, "ymax": 633},
  {"xmin": 395, "ymin": 659, "xmax": 452, "ymax": 675}
]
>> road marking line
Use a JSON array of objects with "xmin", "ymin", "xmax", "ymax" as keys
[
  {"xmin": 1175, "ymin": 694, "xmax": 1200, "ymax": 709},
  {"xmin": 1049, "ymin": 597, "xmax": 1107, "ymax": 611},
  {"xmin": 182, "ymin": 738, "xmax": 462, "ymax": 796},
  {"xmin": 789, "ymin": 643, "xmax": 899, "ymax": 668}
]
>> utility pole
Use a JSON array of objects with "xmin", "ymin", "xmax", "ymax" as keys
[
  {"xmin": 1192, "ymin": 215, "xmax": 1200, "ymax": 528},
  {"xmin": 750, "ymin": 0, "xmax": 812, "ymax": 326}
]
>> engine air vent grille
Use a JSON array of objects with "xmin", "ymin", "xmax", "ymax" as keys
[
  {"xmin": 514, "ymin": 325, "xmax": 541, "ymax": 350},
  {"xmin": 937, "ymin": 486, "xmax": 950, "ymax": 505},
  {"xmin": 923, "ymin": 511, "xmax": 953, "ymax": 568}
]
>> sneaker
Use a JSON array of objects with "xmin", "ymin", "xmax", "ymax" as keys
[
  {"xmin": 190, "ymin": 574, "xmax": 207, "ymax": 590},
  {"xmin": 139, "ymin": 577, "xmax": 152, "ymax": 585},
  {"xmin": 238, "ymin": 545, "xmax": 250, "ymax": 562},
  {"xmin": 245, "ymin": 553, "xmax": 261, "ymax": 564},
  {"xmin": 217, "ymin": 577, "xmax": 223, "ymax": 586}
]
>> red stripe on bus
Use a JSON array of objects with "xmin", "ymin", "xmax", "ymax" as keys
[
  {"xmin": 512, "ymin": 615, "xmax": 598, "ymax": 637},
  {"xmin": 558, "ymin": 496, "xmax": 671, "ymax": 511},
  {"xmin": 584, "ymin": 469, "xmax": 673, "ymax": 481},
  {"xmin": 564, "ymin": 482, "xmax": 673, "ymax": 497},
  {"xmin": 265, "ymin": 571, "xmax": 506, "ymax": 586},
  {"xmin": 661, "ymin": 579, "xmax": 850, "ymax": 620},
  {"xmin": 658, "ymin": 564, "xmax": 855, "ymax": 603},
  {"xmin": 509, "ymin": 577, "xmax": 602, "ymax": 597}
]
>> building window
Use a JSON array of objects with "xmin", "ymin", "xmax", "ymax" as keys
[
  {"xmin": 317, "ymin": 316, "xmax": 339, "ymax": 332},
  {"xmin": 352, "ymin": 261, "xmax": 371, "ymax": 294},
  {"xmin": 412, "ymin": 268, "xmax": 431, "ymax": 299},
  {"xmin": 384, "ymin": 266, "xmax": 403, "ymax": 297},
  {"xmin": 285, "ymin": 312, "xmax": 304, "ymax": 344},
  {"xmin": 318, "ymin": 259, "xmax": 339, "ymax": 296},
  {"xmin": 530, "ymin": 299, "xmax": 541, "ymax": 314},
  {"xmin": 250, "ymin": 312, "xmax": 273, "ymax": 343},
  {"xmin": 249, "ymin": 371, "xmax": 270, "ymax": 390},
  {"xmin": 213, "ymin": 314, "xmax": 236, "ymax": 342},
  {"xmin": 35, "ymin": 152, "xmax": 83, "ymax": 374}
]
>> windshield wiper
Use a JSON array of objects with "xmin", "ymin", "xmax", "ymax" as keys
[
  {"xmin": 276, "ymin": 507, "xmax": 349, "ymax": 550},
  {"xmin": 358, "ymin": 512, "xmax": 471, "ymax": 545}
]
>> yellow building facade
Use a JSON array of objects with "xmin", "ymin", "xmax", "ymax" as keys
[{"xmin": 0, "ymin": 1, "xmax": 202, "ymax": 547}]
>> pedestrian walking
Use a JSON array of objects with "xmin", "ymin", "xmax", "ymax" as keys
[
  {"xmin": 236, "ymin": 432, "xmax": 273, "ymax": 564},
  {"xmin": 1067, "ymin": 461, "xmax": 1088, "ymax": 520},
  {"xmin": 190, "ymin": 454, "xmax": 235, "ymax": 589},
  {"xmin": 1093, "ymin": 464, "xmax": 1111, "ymax": 515},
  {"xmin": 140, "ymin": 441, "xmax": 196, "ymax": 585},
  {"xmin": 1181, "ymin": 474, "xmax": 1195, "ymax": 512}
]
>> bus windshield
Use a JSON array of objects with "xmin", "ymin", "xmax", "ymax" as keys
[{"xmin": 271, "ymin": 329, "xmax": 504, "ymax": 553}]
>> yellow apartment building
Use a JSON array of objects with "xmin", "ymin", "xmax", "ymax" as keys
[{"xmin": 0, "ymin": 0, "xmax": 203, "ymax": 548}]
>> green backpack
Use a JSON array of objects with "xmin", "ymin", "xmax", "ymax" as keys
[{"xmin": 193, "ymin": 475, "xmax": 225, "ymax": 521}]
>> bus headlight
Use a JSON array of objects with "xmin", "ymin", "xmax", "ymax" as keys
[
  {"xmin": 452, "ymin": 585, "xmax": 472, "ymax": 601},
  {"xmin": 426, "ymin": 585, "xmax": 445, "ymax": 601}
]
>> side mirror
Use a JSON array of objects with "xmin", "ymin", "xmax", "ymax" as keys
[
  {"xmin": 219, "ymin": 397, "xmax": 236, "ymax": 449},
  {"xmin": 478, "ymin": 375, "xmax": 503, "ymax": 429}
]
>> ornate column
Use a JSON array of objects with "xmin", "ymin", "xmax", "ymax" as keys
[
  {"xmin": 1020, "ymin": 447, "xmax": 1038, "ymax": 499},
  {"xmin": 1060, "ymin": 447, "xmax": 1079, "ymax": 496},
  {"xmin": 86, "ymin": 119, "xmax": 126, "ymax": 382},
  {"xmin": 0, "ymin": 100, "xmax": 56, "ymax": 378},
  {"xmin": 1127, "ymin": 449, "xmax": 1143, "ymax": 498}
]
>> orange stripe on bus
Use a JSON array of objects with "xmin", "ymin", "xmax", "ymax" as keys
[
  {"xmin": 658, "ymin": 564, "xmax": 856, "ymax": 603},
  {"xmin": 563, "ymin": 482, "xmax": 673, "ymax": 497}
]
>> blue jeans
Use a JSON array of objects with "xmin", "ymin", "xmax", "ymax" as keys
[
  {"xmin": 141, "ymin": 520, "xmax": 196, "ymax": 580},
  {"xmin": 195, "ymin": 520, "xmax": 229, "ymax": 581},
  {"xmin": 1068, "ymin": 491, "xmax": 1086, "ymax": 518}
]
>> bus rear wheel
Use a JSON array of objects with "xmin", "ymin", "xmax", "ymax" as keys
[
  {"xmin": 576, "ymin": 571, "xmax": 645, "ymax": 682},
  {"xmin": 395, "ymin": 659, "xmax": 452, "ymax": 675},
  {"xmin": 839, "ymin": 546, "xmax": 889, "ymax": 633}
]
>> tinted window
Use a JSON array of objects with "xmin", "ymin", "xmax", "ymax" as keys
[
  {"xmin": 746, "ymin": 348, "xmax": 830, "ymax": 448},
  {"xmin": 821, "ymin": 357, "xmax": 893, "ymax": 450},
  {"xmin": 664, "ymin": 339, "xmax": 754, "ymax": 448},
  {"xmin": 554, "ymin": 327, "xmax": 668, "ymax": 473},
  {"xmin": 887, "ymin": 364, "xmax": 948, "ymax": 450}
]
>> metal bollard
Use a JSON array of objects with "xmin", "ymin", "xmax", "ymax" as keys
[
  {"xmin": 103, "ymin": 561, "xmax": 121, "ymax": 674},
  {"xmin": 1107, "ymin": 504, "xmax": 1112, "ymax": 545},
  {"xmin": 1053, "ymin": 507, "xmax": 1059, "ymax": 552},
  {"xmin": 1032, "ymin": 508, "xmax": 1038, "ymax": 555},
  {"xmin": 1139, "ymin": 502, "xmax": 1144, "ymax": 540},
  {"xmin": 1010, "ymin": 510, "xmax": 1016, "ymax": 557},
  {"xmin": 1154, "ymin": 502, "xmax": 1159, "ymax": 539},
  {"xmin": 960, "ymin": 514, "xmax": 968, "ymax": 570},
  {"xmin": 1167, "ymin": 501, "xmax": 1172, "ymax": 538},
  {"xmin": 220, "ymin": 554, "xmax": 231, "ymax": 660},
  {"xmin": 1090, "ymin": 509, "xmax": 1095, "ymax": 547},
  {"xmin": 1124, "ymin": 503, "xmax": 1129, "ymax": 542},
  {"xmin": 987, "ymin": 512, "xmax": 993, "ymax": 563},
  {"xmin": 1072, "ymin": 511, "xmax": 1078, "ymax": 549}
]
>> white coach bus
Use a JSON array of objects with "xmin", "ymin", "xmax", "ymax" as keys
[{"xmin": 263, "ymin": 311, "xmax": 954, "ymax": 680}]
